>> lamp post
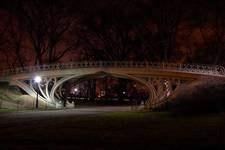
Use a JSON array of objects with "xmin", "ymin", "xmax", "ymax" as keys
[{"xmin": 34, "ymin": 76, "xmax": 41, "ymax": 109}]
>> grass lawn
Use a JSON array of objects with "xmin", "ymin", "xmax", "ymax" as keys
[
  {"xmin": 0, "ymin": 110, "xmax": 225, "ymax": 149},
  {"xmin": 58, "ymin": 111, "xmax": 225, "ymax": 144}
]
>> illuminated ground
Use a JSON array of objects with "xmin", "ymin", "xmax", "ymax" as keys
[{"xmin": 0, "ymin": 107, "xmax": 225, "ymax": 149}]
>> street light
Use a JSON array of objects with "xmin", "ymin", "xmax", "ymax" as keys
[
  {"xmin": 34, "ymin": 76, "xmax": 41, "ymax": 109},
  {"xmin": 74, "ymin": 88, "xmax": 78, "ymax": 92}
]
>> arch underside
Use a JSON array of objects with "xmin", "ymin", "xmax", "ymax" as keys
[{"xmin": 9, "ymin": 70, "xmax": 192, "ymax": 109}]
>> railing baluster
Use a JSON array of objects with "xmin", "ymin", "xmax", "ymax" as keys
[{"xmin": 0, "ymin": 61, "xmax": 224, "ymax": 77}]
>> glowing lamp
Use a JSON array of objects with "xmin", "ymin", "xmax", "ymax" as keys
[{"xmin": 34, "ymin": 76, "xmax": 41, "ymax": 83}]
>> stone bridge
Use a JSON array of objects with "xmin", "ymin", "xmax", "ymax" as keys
[{"xmin": 1, "ymin": 61, "xmax": 225, "ymax": 109}]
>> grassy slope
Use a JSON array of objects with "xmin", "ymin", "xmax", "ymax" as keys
[
  {"xmin": 0, "ymin": 83, "xmax": 44, "ymax": 109},
  {"xmin": 0, "ymin": 83, "xmax": 24, "ymax": 103}
]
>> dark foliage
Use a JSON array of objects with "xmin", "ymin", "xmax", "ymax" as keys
[
  {"xmin": 0, "ymin": 0, "xmax": 224, "ymax": 68},
  {"xmin": 168, "ymin": 78, "xmax": 225, "ymax": 114}
]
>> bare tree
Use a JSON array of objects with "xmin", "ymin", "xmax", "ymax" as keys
[
  {"xmin": 77, "ymin": 0, "xmax": 141, "ymax": 61},
  {"xmin": 12, "ymin": 0, "xmax": 78, "ymax": 65},
  {"xmin": 7, "ymin": 17, "xmax": 27, "ymax": 68},
  {"xmin": 0, "ymin": 9, "xmax": 14, "ymax": 69},
  {"xmin": 44, "ymin": 0, "xmax": 79, "ymax": 63},
  {"xmin": 139, "ymin": 0, "xmax": 184, "ymax": 62},
  {"xmin": 186, "ymin": 0, "xmax": 225, "ymax": 65}
]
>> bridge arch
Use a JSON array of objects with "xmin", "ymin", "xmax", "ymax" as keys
[{"xmin": 49, "ymin": 71, "xmax": 157, "ymax": 108}]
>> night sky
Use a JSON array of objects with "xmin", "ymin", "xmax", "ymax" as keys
[{"xmin": 0, "ymin": 0, "xmax": 224, "ymax": 69}]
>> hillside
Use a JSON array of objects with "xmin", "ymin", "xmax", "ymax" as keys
[{"xmin": 0, "ymin": 82, "xmax": 46, "ymax": 109}]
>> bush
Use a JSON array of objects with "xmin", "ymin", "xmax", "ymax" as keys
[{"xmin": 168, "ymin": 78, "xmax": 225, "ymax": 114}]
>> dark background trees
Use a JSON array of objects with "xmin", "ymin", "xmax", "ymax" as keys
[{"xmin": 0, "ymin": 0, "xmax": 224, "ymax": 68}]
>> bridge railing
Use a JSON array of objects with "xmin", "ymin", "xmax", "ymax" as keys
[{"xmin": 0, "ymin": 61, "xmax": 224, "ymax": 77}]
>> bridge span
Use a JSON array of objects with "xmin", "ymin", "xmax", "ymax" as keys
[{"xmin": 1, "ymin": 61, "xmax": 225, "ymax": 109}]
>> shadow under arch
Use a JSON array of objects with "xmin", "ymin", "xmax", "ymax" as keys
[{"xmin": 50, "ymin": 71, "xmax": 157, "ymax": 108}]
